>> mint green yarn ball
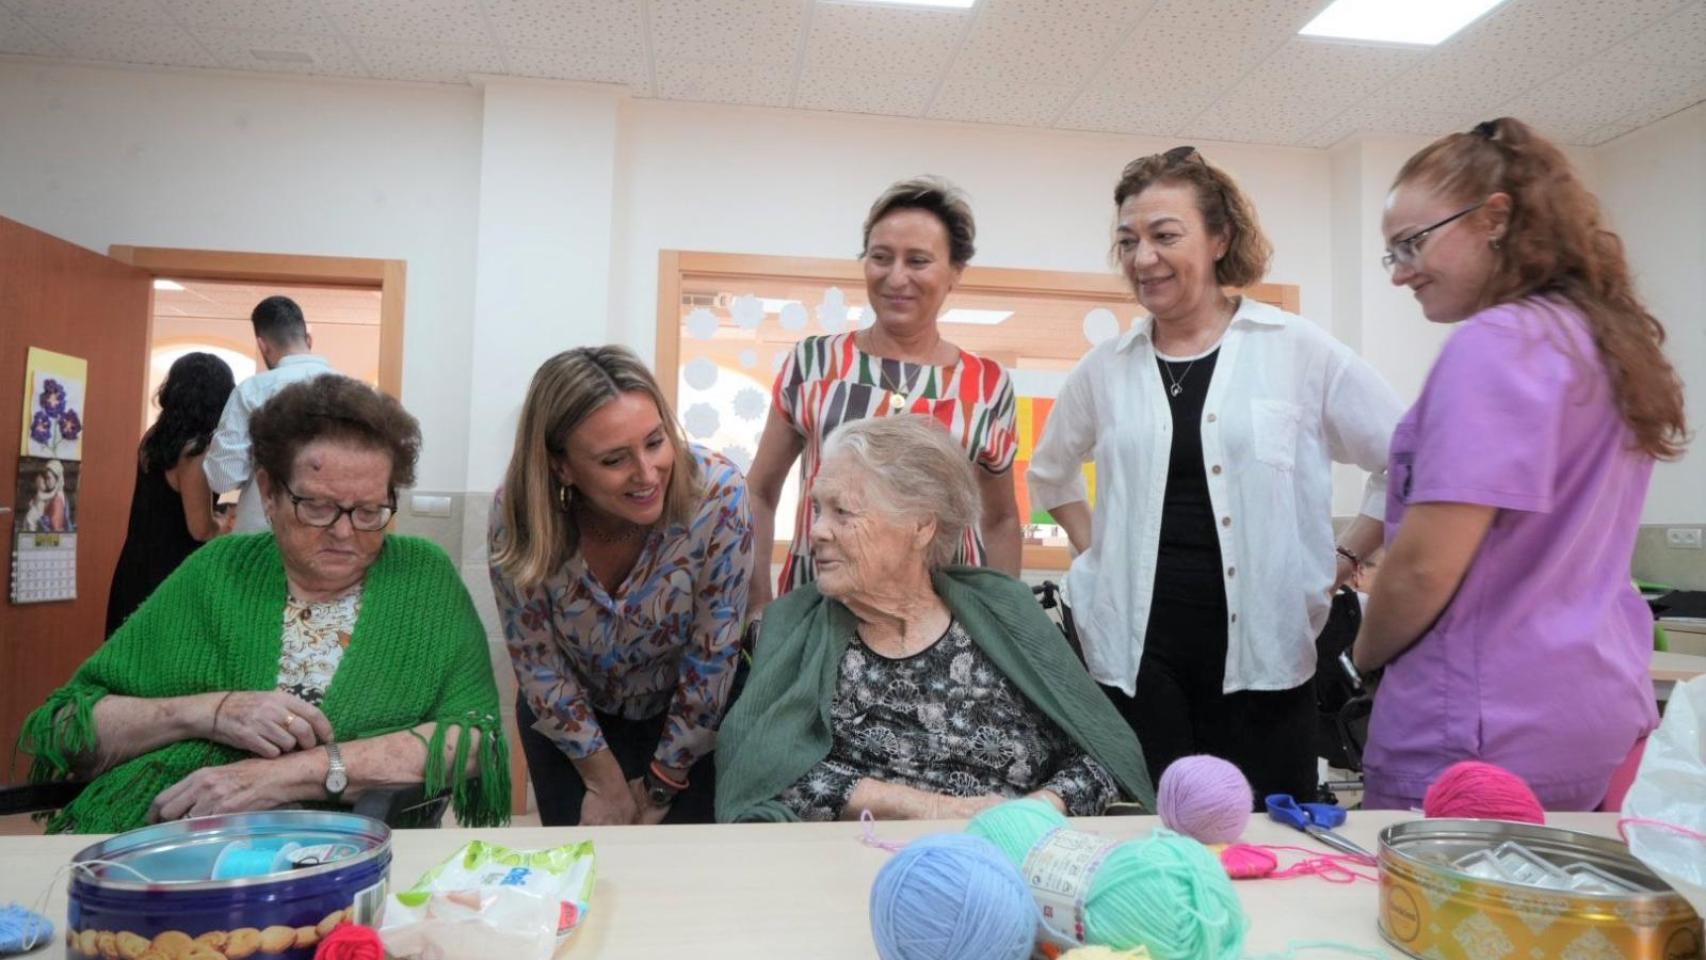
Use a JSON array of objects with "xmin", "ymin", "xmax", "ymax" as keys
[{"xmin": 964, "ymin": 800, "xmax": 1247, "ymax": 960}]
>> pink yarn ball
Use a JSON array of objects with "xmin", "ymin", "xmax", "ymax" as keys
[
  {"xmin": 1157, "ymin": 754, "xmax": 1253, "ymax": 844},
  {"xmin": 1423, "ymin": 761, "xmax": 1546, "ymax": 824}
]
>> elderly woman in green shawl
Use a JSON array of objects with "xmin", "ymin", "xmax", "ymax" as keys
[
  {"xmin": 717, "ymin": 415, "xmax": 1152, "ymax": 823},
  {"xmin": 20, "ymin": 376, "xmax": 509, "ymax": 833}
]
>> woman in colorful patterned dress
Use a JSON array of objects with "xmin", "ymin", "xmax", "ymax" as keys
[
  {"xmin": 745, "ymin": 176, "xmax": 1022, "ymax": 616},
  {"xmin": 489, "ymin": 346, "xmax": 752, "ymax": 827}
]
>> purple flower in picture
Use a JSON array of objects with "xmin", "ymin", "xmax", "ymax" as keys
[
  {"xmin": 30, "ymin": 411, "xmax": 54, "ymax": 446},
  {"xmin": 58, "ymin": 409, "xmax": 82, "ymax": 442},
  {"xmin": 39, "ymin": 379, "xmax": 67, "ymax": 417}
]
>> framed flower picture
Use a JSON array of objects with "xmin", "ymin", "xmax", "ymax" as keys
[{"xmin": 19, "ymin": 347, "xmax": 87, "ymax": 462}]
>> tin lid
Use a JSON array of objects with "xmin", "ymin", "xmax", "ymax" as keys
[
  {"xmin": 69, "ymin": 810, "xmax": 390, "ymax": 892},
  {"xmin": 1379, "ymin": 818, "xmax": 1684, "ymax": 906}
]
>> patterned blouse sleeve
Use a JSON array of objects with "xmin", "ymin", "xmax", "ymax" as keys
[
  {"xmin": 486, "ymin": 490, "xmax": 607, "ymax": 760},
  {"xmin": 777, "ymin": 756, "xmax": 864, "ymax": 822},
  {"xmin": 1041, "ymin": 752, "xmax": 1121, "ymax": 817},
  {"xmin": 770, "ymin": 338, "xmax": 809, "ymax": 430},
  {"xmin": 975, "ymin": 363, "xmax": 1019, "ymax": 475},
  {"xmin": 654, "ymin": 455, "xmax": 754, "ymax": 771}
]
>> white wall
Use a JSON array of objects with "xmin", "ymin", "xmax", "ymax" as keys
[
  {"xmin": 1598, "ymin": 102, "xmax": 1706, "ymax": 526},
  {"xmin": 0, "ymin": 60, "xmax": 484, "ymax": 492}
]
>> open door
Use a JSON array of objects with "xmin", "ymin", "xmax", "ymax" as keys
[{"xmin": 0, "ymin": 216, "xmax": 150, "ymax": 775}]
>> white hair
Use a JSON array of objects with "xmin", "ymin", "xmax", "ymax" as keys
[{"xmin": 821, "ymin": 415, "xmax": 981, "ymax": 568}]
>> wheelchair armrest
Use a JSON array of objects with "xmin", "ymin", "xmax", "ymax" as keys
[
  {"xmin": 0, "ymin": 779, "xmax": 90, "ymax": 816},
  {"xmin": 352, "ymin": 783, "xmax": 454, "ymax": 828}
]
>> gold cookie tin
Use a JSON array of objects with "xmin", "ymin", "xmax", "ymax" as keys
[{"xmin": 1378, "ymin": 819, "xmax": 1702, "ymax": 960}]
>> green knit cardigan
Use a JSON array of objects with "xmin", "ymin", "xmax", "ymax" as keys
[
  {"xmin": 20, "ymin": 532, "xmax": 510, "ymax": 834},
  {"xmin": 715, "ymin": 567, "xmax": 1155, "ymax": 823}
]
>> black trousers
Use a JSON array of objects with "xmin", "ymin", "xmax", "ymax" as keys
[
  {"xmin": 516, "ymin": 695, "xmax": 719, "ymax": 826},
  {"xmin": 1104, "ymin": 597, "xmax": 1318, "ymax": 807}
]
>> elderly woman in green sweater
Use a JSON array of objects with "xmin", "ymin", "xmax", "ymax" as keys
[
  {"xmin": 716, "ymin": 415, "xmax": 1152, "ymax": 823},
  {"xmin": 21, "ymin": 375, "xmax": 509, "ymax": 833}
]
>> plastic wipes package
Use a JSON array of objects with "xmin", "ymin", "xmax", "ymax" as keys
[
  {"xmin": 1624, "ymin": 674, "xmax": 1706, "ymax": 916},
  {"xmin": 380, "ymin": 840, "xmax": 596, "ymax": 960}
]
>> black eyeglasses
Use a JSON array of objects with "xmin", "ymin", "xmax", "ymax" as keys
[
  {"xmin": 1163, "ymin": 145, "xmax": 1201, "ymax": 164},
  {"xmin": 280, "ymin": 480, "xmax": 395, "ymax": 531},
  {"xmin": 1382, "ymin": 200, "xmax": 1485, "ymax": 273}
]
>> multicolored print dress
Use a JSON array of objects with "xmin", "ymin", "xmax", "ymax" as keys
[{"xmin": 772, "ymin": 332, "xmax": 1017, "ymax": 595}]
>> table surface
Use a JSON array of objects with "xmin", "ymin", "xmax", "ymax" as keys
[
  {"xmin": 1652, "ymin": 649, "xmax": 1706, "ymax": 683},
  {"xmin": 0, "ymin": 811, "xmax": 1624, "ymax": 958}
]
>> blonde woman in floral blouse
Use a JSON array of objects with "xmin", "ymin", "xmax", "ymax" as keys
[{"xmin": 489, "ymin": 347, "xmax": 752, "ymax": 827}]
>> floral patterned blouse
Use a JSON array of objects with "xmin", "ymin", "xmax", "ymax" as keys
[
  {"xmin": 277, "ymin": 591, "xmax": 360, "ymax": 706},
  {"xmin": 488, "ymin": 447, "xmax": 752, "ymax": 771},
  {"xmin": 778, "ymin": 621, "xmax": 1118, "ymax": 821}
]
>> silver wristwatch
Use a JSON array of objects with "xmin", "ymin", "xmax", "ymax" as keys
[{"xmin": 324, "ymin": 740, "xmax": 348, "ymax": 802}]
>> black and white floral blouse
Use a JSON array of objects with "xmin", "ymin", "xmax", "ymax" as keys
[{"xmin": 777, "ymin": 620, "xmax": 1118, "ymax": 821}]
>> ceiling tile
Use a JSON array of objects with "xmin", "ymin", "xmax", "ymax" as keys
[
  {"xmin": 483, "ymin": 0, "xmax": 646, "ymax": 53},
  {"xmin": 190, "ymin": 29, "xmax": 367, "ymax": 77},
  {"xmin": 654, "ymin": 57, "xmax": 792, "ymax": 107},
  {"xmin": 155, "ymin": 0, "xmax": 335, "ymax": 35},
  {"xmin": 325, "ymin": 0, "xmax": 497, "ymax": 46},
  {"xmin": 649, "ymin": 0, "xmax": 804, "ymax": 69},
  {"xmin": 1140, "ymin": 0, "xmax": 1323, "ymax": 40},
  {"xmin": 1446, "ymin": 0, "xmax": 1692, "ymax": 64},
  {"xmin": 506, "ymin": 45, "xmax": 646, "ymax": 87},
  {"xmin": 794, "ymin": 71, "xmax": 940, "ymax": 116},
  {"xmin": 946, "ymin": 0, "xmax": 1149, "ymax": 82},
  {"xmin": 1301, "ymin": 104, "xmax": 1475, "ymax": 149},
  {"xmin": 0, "ymin": 9, "xmax": 59, "ymax": 54},
  {"xmin": 1498, "ymin": 59, "xmax": 1706, "ymax": 145},
  {"xmin": 3, "ymin": 0, "xmax": 166, "ymax": 21},
  {"xmin": 1185, "ymin": 38, "xmax": 1426, "ymax": 146},
  {"xmin": 797, "ymin": 1, "xmax": 964, "ymax": 72},
  {"xmin": 1600, "ymin": 1, "xmax": 1706, "ymax": 67},
  {"xmin": 1056, "ymin": 23, "xmax": 1290, "ymax": 136},
  {"xmin": 348, "ymin": 38, "xmax": 503, "ymax": 83},
  {"xmin": 928, "ymin": 75, "xmax": 1083, "ymax": 127},
  {"xmin": 1380, "ymin": 45, "xmax": 1573, "ymax": 120},
  {"xmin": 24, "ymin": 15, "xmax": 219, "ymax": 67}
]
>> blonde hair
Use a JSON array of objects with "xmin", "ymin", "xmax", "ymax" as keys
[
  {"xmin": 492, "ymin": 346, "xmax": 702, "ymax": 589},
  {"xmin": 821, "ymin": 415, "xmax": 980, "ymax": 569},
  {"xmin": 1112, "ymin": 147, "xmax": 1272, "ymax": 289}
]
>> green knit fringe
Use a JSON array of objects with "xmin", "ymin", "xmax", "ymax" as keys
[
  {"xmin": 19, "ymin": 685, "xmax": 104, "ymax": 784},
  {"xmin": 425, "ymin": 712, "xmax": 511, "ymax": 828}
]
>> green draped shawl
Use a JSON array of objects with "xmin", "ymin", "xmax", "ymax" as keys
[
  {"xmin": 19, "ymin": 532, "xmax": 509, "ymax": 833},
  {"xmin": 716, "ymin": 566, "xmax": 1154, "ymax": 823}
]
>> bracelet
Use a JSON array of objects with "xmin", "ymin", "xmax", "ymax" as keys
[
  {"xmin": 1335, "ymin": 546, "xmax": 1362, "ymax": 566},
  {"xmin": 648, "ymin": 760, "xmax": 688, "ymax": 791},
  {"xmin": 210, "ymin": 691, "xmax": 235, "ymax": 736}
]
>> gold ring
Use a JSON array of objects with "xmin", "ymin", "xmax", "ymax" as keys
[{"xmin": 284, "ymin": 714, "xmax": 297, "ymax": 726}]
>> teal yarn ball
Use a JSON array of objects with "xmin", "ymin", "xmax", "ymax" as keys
[
  {"xmin": 869, "ymin": 833, "xmax": 1038, "ymax": 960},
  {"xmin": 966, "ymin": 800, "xmax": 1248, "ymax": 960}
]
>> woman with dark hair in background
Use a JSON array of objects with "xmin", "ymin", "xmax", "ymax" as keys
[{"xmin": 105, "ymin": 352, "xmax": 236, "ymax": 636}]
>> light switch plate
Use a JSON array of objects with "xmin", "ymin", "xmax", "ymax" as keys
[
  {"xmin": 410, "ymin": 494, "xmax": 453, "ymax": 518},
  {"xmin": 1665, "ymin": 527, "xmax": 1703, "ymax": 550}
]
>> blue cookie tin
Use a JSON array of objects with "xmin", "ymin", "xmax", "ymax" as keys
[{"xmin": 66, "ymin": 810, "xmax": 390, "ymax": 959}]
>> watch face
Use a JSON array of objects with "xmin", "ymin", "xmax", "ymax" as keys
[
  {"xmin": 647, "ymin": 784, "xmax": 675, "ymax": 807},
  {"xmin": 327, "ymin": 768, "xmax": 349, "ymax": 794}
]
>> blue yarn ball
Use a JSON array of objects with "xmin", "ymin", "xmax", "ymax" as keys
[{"xmin": 870, "ymin": 833, "xmax": 1038, "ymax": 960}]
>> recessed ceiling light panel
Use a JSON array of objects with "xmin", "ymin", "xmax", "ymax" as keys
[{"xmin": 1299, "ymin": 0, "xmax": 1508, "ymax": 46}]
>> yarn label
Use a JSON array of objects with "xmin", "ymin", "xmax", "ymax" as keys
[{"xmin": 1019, "ymin": 827, "xmax": 1119, "ymax": 950}]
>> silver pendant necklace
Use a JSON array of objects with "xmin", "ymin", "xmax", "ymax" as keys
[{"xmin": 1161, "ymin": 357, "xmax": 1197, "ymax": 399}]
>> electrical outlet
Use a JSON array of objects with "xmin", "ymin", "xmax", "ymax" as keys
[{"xmin": 1665, "ymin": 527, "xmax": 1704, "ymax": 550}]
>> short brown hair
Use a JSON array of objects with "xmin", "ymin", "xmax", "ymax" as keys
[
  {"xmin": 491, "ymin": 347, "xmax": 703, "ymax": 589},
  {"xmin": 861, "ymin": 175, "xmax": 977, "ymax": 267},
  {"xmin": 250, "ymin": 375, "xmax": 420, "ymax": 494},
  {"xmin": 1113, "ymin": 147, "xmax": 1272, "ymax": 288},
  {"xmin": 1393, "ymin": 118, "xmax": 1688, "ymax": 460}
]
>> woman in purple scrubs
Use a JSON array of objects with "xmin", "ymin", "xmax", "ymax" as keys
[{"xmin": 1354, "ymin": 118, "xmax": 1689, "ymax": 811}]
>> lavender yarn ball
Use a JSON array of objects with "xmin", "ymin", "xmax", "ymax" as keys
[{"xmin": 1156, "ymin": 755, "xmax": 1253, "ymax": 845}]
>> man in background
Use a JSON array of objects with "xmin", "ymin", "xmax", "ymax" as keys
[{"xmin": 204, "ymin": 295, "xmax": 335, "ymax": 532}]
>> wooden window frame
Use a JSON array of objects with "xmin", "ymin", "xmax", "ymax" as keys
[
  {"xmin": 108, "ymin": 245, "xmax": 406, "ymax": 399},
  {"xmin": 657, "ymin": 249, "xmax": 1300, "ymax": 571}
]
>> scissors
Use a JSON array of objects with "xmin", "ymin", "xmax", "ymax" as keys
[{"xmin": 1264, "ymin": 794, "xmax": 1376, "ymax": 862}]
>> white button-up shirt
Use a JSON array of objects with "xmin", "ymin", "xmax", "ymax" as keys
[
  {"xmin": 204, "ymin": 353, "xmax": 336, "ymax": 532},
  {"xmin": 1028, "ymin": 298, "xmax": 1401, "ymax": 696}
]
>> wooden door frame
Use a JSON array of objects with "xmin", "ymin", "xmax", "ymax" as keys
[
  {"xmin": 108, "ymin": 246, "xmax": 405, "ymax": 399},
  {"xmin": 657, "ymin": 249, "xmax": 1302, "ymax": 571}
]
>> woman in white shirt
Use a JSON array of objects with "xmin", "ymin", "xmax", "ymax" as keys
[{"xmin": 1029, "ymin": 147, "xmax": 1401, "ymax": 800}]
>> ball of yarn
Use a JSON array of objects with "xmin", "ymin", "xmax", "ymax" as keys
[
  {"xmin": 1156, "ymin": 755, "xmax": 1253, "ymax": 845},
  {"xmin": 967, "ymin": 800, "xmax": 1248, "ymax": 960},
  {"xmin": 869, "ymin": 833, "xmax": 1038, "ymax": 960},
  {"xmin": 1423, "ymin": 761, "xmax": 1546, "ymax": 825}
]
